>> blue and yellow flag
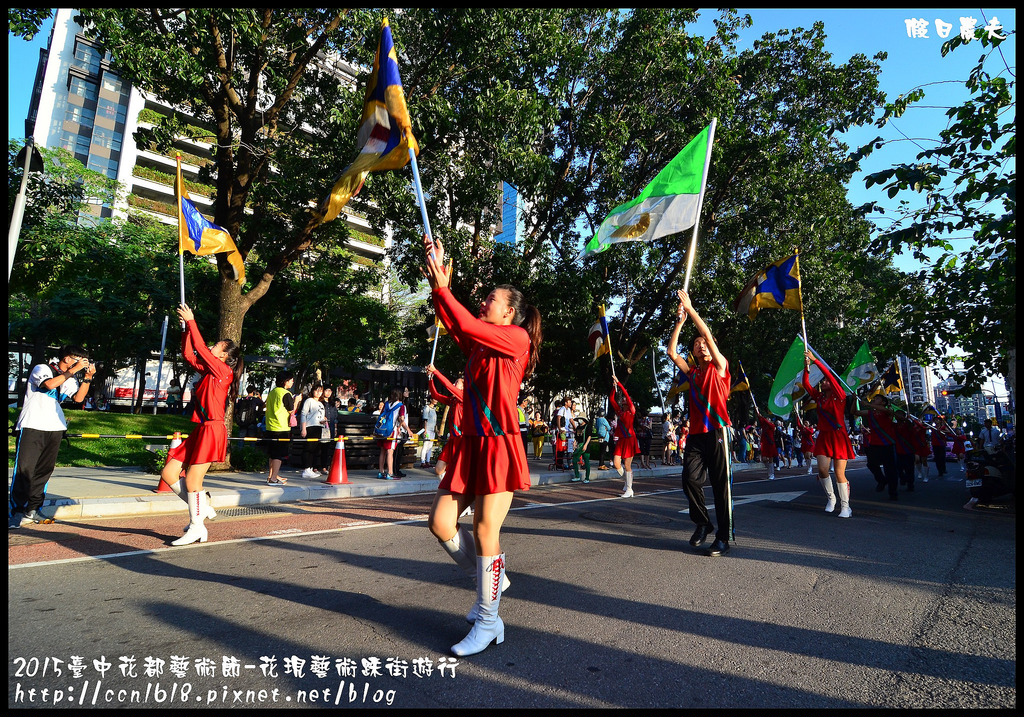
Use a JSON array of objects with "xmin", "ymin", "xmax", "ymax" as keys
[
  {"xmin": 176, "ymin": 156, "xmax": 245, "ymax": 285},
  {"xmin": 870, "ymin": 361, "xmax": 904, "ymax": 398},
  {"xmin": 320, "ymin": 18, "xmax": 419, "ymax": 224},
  {"xmin": 734, "ymin": 254, "xmax": 803, "ymax": 321},
  {"xmin": 730, "ymin": 359, "xmax": 750, "ymax": 395},
  {"xmin": 588, "ymin": 305, "xmax": 611, "ymax": 361},
  {"xmin": 666, "ymin": 353, "xmax": 697, "ymax": 402}
]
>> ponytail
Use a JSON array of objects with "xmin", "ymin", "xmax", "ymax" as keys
[
  {"xmin": 498, "ymin": 284, "xmax": 542, "ymax": 379},
  {"xmin": 220, "ymin": 339, "xmax": 244, "ymax": 404}
]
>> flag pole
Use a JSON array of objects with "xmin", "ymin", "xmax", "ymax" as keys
[
  {"xmin": 602, "ymin": 304, "xmax": 617, "ymax": 380},
  {"xmin": 653, "ymin": 344, "xmax": 665, "ymax": 415},
  {"xmin": 409, "ymin": 147, "xmax": 435, "ymax": 254},
  {"xmin": 176, "ymin": 155, "xmax": 187, "ymax": 324},
  {"xmin": 794, "ymin": 247, "xmax": 809, "ymax": 353},
  {"xmin": 682, "ymin": 118, "xmax": 717, "ymax": 293}
]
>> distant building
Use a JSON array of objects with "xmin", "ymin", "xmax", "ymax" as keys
[
  {"xmin": 934, "ymin": 378, "xmax": 988, "ymax": 424},
  {"xmin": 493, "ymin": 181, "xmax": 527, "ymax": 245},
  {"xmin": 898, "ymin": 355, "xmax": 934, "ymax": 406}
]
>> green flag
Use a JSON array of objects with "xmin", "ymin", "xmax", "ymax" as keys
[
  {"xmin": 768, "ymin": 336, "xmax": 826, "ymax": 417},
  {"xmin": 841, "ymin": 341, "xmax": 878, "ymax": 391},
  {"xmin": 581, "ymin": 124, "xmax": 713, "ymax": 258}
]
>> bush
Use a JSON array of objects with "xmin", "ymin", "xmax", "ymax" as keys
[
  {"xmin": 230, "ymin": 444, "xmax": 267, "ymax": 473},
  {"xmin": 143, "ymin": 448, "xmax": 168, "ymax": 475}
]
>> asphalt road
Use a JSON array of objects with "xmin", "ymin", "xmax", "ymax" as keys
[{"xmin": 7, "ymin": 466, "xmax": 1015, "ymax": 709}]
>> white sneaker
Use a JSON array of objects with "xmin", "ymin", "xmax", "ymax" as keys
[
  {"xmin": 301, "ymin": 468, "xmax": 318, "ymax": 479},
  {"xmin": 838, "ymin": 506, "xmax": 852, "ymax": 518}
]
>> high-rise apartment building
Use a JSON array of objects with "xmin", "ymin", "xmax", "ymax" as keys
[
  {"xmin": 898, "ymin": 354, "xmax": 934, "ymax": 406},
  {"xmin": 25, "ymin": 9, "xmax": 385, "ymax": 268}
]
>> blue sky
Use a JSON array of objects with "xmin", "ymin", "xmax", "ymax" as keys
[{"xmin": 8, "ymin": 9, "xmax": 1015, "ymax": 395}]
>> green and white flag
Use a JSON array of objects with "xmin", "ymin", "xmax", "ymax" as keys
[
  {"xmin": 582, "ymin": 123, "xmax": 714, "ymax": 258},
  {"xmin": 841, "ymin": 341, "xmax": 878, "ymax": 391},
  {"xmin": 770, "ymin": 336, "xmax": 821, "ymax": 417}
]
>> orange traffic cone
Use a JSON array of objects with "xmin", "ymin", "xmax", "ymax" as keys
[
  {"xmin": 154, "ymin": 431, "xmax": 184, "ymax": 493},
  {"xmin": 323, "ymin": 436, "xmax": 350, "ymax": 485}
]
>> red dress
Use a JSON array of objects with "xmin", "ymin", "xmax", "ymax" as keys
[
  {"xmin": 429, "ymin": 372, "xmax": 463, "ymax": 466},
  {"xmin": 167, "ymin": 320, "xmax": 233, "ymax": 466},
  {"xmin": 952, "ymin": 431, "xmax": 967, "ymax": 457},
  {"xmin": 609, "ymin": 379, "xmax": 639, "ymax": 458},
  {"xmin": 433, "ymin": 287, "xmax": 532, "ymax": 495},
  {"xmin": 912, "ymin": 422, "xmax": 931, "ymax": 458},
  {"xmin": 802, "ymin": 358, "xmax": 856, "ymax": 461},
  {"xmin": 799, "ymin": 423, "xmax": 816, "ymax": 455},
  {"xmin": 758, "ymin": 415, "xmax": 778, "ymax": 459}
]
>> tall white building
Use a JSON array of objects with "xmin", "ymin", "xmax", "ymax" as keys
[
  {"xmin": 25, "ymin": 9, "xmax": 385, "ymax": 268},
  {"xmin": 898, "ymin": 355, "xmax": 934, "ymax": 406}
]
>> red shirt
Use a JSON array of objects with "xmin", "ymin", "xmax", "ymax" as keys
[
  {"xmin": 758, "ymin": 414, "xmax": 776, "ymax": 446},
  {"xmin": 181, "ymin": 320, "xmax": 233, "ymax": 423},
  {"xmin": 433, "ymin": 287, "xmax": 530, "ymax": 438},
  {"xmin": 429, "ymin": 373, "xmax": 463, "ymax": 437},
  {"xmin": 802, "ymin": 358, "xmax": 848, "ymax": 439},
  {"xmin": 893, "ymin": 420, "xmax": 916, "ymax": 455},
  {"xmin": 609, "ymin": 380, "xmax": 636, "ymax": 442},
  {"xmin": 686, "ymin": 361, "xmax": 732, "ymax": 434},
  {"xmin": 862, "ymin": 409, "xmax": 897, "ymax": 447},
  {"xmin": 912, "ymin": 422, "xmax": 931, "ymax": 456}
]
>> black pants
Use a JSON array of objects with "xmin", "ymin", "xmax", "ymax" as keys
[
  {"xmin": 596, "ymin": 440, "xmax": 609, "ymax": 466},
  {"xmin": 11, "ymin": 428, "xmax": 64, "ymax": 513},
  {"xmin": 933, "ymin": 446, "xmax": 947, "ymax": 475},
  {"xmin": 896, "ymin": 451, "xmax": 915, "ymax": 487},
  {"xmin": 302, "ymin": 426, "xmax": 323, "ymax": 469},
  {"xmin": 682, "ymin": 428, "xmax": 733, "ymax": 543},
  {"xmin": 866, "ymin": 443, "xmax": 898, "ymax": 496}
]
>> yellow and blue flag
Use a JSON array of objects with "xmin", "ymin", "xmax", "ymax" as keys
[
  {"xmin": 320, "ymin": 18, "xmax": 419, "ymax": 224},
  {"xmin": 176, "ymin": 156, "xmax": 245, "ymax": 285},
  {"xmin": 870, "ymin": 361, "xmax": 904, "ymax": 398},
  {"xmin": 666, "ymin": 353, "xmax": 697, "ymax": 402},
  {"xmin": 734, "ymin": 253, "xmax": 802, "ymax": 321},
  {"xmin": 588, "ymin": 305, "xmax": 611, "ymax": 361},
  {"xmin": 730, "ymin": 359, "xmax": 750, "ymax": 395}
]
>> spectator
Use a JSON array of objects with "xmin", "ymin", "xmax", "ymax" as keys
[
  {"xmin": 298, "ymin": 384, "xmax": 327, "ymax": 479},
  {"xmin": 529, "ymin": 410, "xmax": 549, "ymax": 460},
  {"xmin": 11, "ymin": 346, "xmax": 95, "ymax": 527},
  {"xmin": 265, "ymin": 371, "xmax": 296, "ymax": 486},
  {"xmin": 594, "ymin": 409, "xmax": 611, "ymax": 470},
  {"xmin": 420, "ymin": 396, "xmax": 439, "ymax": 468},
  {"xmin": 661, "ymin": 413, "xmax": 675, "ymax": 466}
]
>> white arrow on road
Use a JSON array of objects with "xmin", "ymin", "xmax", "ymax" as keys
[{"xmin": 679, "ymin": 491, "xmax": 806, "ymax": 514}]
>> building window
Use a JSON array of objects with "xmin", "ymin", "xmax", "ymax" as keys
[
  {"xmin": 65, "ymin": 104, "xmax": 95, "ymax": 129},
  {"xmin": 69, "ymin": 75, "xmax": 98, "ymax": 102},
  {"xmin": 73, "ymin": 40, "xmax": 102, "ymax": 76},
  {"xmin": 92, "ymin": 126, "xmax": 122, "ymax": 152},
  {"xmin": 101, "ymin": 72, "xmax": 124, "ymax": 95},
  {"xmin": 96, "ymin": 97, "xmax": 127, "ymax": 125}
]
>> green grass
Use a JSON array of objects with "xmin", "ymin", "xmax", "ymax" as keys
[{"xmin": 8, "ymin": 407, "xmax": 202, "ymax": 468}]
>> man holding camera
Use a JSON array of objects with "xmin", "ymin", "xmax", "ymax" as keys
[{"xmin": 10, "ymin": 346, "xmax": 95, "ymax": 528}]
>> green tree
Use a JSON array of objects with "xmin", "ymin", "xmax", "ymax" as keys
[{"xmin": 855, "ymin": 29, "xmax": 1015, "ymax": 394}]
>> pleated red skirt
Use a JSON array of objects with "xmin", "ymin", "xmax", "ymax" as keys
[{"xmin": 440, "ymin": 434, "xmax": 531, "ymax": 495}]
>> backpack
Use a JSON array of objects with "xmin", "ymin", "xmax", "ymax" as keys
[
  {"xmin": 235, "ymin": 397, "xmax": 256, "ymax": 427},
  {"xmin": 373, "ymin": 401, "xmax": 402, "ymax": 439}
]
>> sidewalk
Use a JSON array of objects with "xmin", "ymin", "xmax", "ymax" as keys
[{"xmin": 9, "ymin": 457, "xmax": 787, "ymax": 521}]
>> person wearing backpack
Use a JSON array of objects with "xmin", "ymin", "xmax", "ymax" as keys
[{"xmin": 374, "ymin": 388, "xmax": 410, "ymax": 480}]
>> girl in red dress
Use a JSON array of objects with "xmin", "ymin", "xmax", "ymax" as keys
[
  {"xmin": 160, "ymin": 305, "xmax": 243, "ymax": 545},
  {"xmin": 795, "ymin": 412, "xmax": 816, "ymax": 475},
  {"xmin": 802, "ymin": 352, "xmax": 855, "ymax": 518},
  {"xmin": 426, "ymin": 363, "xmax": 464, "ymax": 480},
  {"xmin": 423, "ymin": 236, "xmax": 542, "ymax": 657},
  {"xmin": 609, "ymin": 378, "xmax": 640, "ymax": 497},
  {"xmin": 757, "ymin": 413, "xmax": 779, "ymax": 480}
]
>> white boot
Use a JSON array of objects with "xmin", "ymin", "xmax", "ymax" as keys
[
  {"xmin": 820, "ymin": 476, "xmax": 836, "ymax": 513},
  {"xmin": 768, "ymin": 463, "xmax": 776, "ymax": 480},
  {"xmin": 171, "ymin": 482, "xmax": 216, "ymax": 532},
  {"xmin": 171, "ymin": 491, "xmax": 208, "ymax": 545},
  {"xmin": 615, "ymin": 463, "xmax": 624, "ymax": 477},
  {"xmin": 620, "ymin": 471, "xmax": 634, "ymax": 498},
  {"xmin": 837, "ymin": 482, "xmax": 852, "ymax": 518},
  {"xmin": 451, "ymin": 554, "xmax": 506, "ymax": 656},
  {"xmin": 439, "ymin": 527, "xmax": 509, "ymax": 623}
]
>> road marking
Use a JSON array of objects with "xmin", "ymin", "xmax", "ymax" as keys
[{"xmin": 679, "ymin": 491, "xmax": 806, "ymax": 514}]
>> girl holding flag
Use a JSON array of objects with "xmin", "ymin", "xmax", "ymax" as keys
[
  {"xmin": 160, "ymin": 304, "xmax": 243, "ymax": 545},
  {"xmin": 794, "ymin": 412, "xmax": 817, "ymax": 475},
  {"xmin": 802, "ymin": 352, "xmax": 854, "ymax": 518},
  {"xmin": 423, "ymin": 235, "xmax": 542, "ymax": 657},
  {"xmin": 609, "ymin": 378, "xmax": 640, "ymax": 497}
]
